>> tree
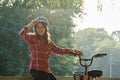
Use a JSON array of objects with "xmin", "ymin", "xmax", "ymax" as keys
[
  {"xmin": 0, "ymin": 0, "xmax": 34, "ymax": 76},
  {"xmin": 111, "ymin": 30, "xmax": 120, "ymax": 41},
  {"xmin": 75, "ymin": 28, "xmax": 111, "ymax": 56}
]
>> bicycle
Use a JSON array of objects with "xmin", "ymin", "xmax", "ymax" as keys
[{"xmin": 73, "ymin": 53, "xmax": 107, "ymax": 80}]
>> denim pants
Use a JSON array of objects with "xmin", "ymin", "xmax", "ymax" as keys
[{"xmin": 30, "ymin": 69, "xmax": 57, "ymax": 80}]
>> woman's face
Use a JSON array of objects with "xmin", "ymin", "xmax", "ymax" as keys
[{"xmin": 35, "ymin": 23, "xmax": 46, "ymax": 36}]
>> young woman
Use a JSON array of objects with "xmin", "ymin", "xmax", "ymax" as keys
[{"xmin": 19, "ymin": 16, "xmax": 83, "ymax": 80}]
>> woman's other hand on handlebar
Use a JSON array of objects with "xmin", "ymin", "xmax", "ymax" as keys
[
  {"xmin": 70, "ymin": 49, "xmax": 83, "ymax": 56},
  {"xmin": 74, "ymin": 49, "xmax": 83, "ymax": 56}
]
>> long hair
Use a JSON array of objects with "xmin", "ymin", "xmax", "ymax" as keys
[{"xmin": 34, "ymin": 22, "xmax": 51, "ymax": 44}]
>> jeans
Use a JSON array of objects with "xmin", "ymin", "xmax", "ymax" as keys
[{"xmin": 30, "ymin": 69, "xmax": 57, "ymax": 80}]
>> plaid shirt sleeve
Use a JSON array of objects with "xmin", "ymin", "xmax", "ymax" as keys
[
  {"xmin": 19, "ymin": 26, "xmax": 35, "ymax": 45},
  {"xmin": 50, "ymin": 41, "xmax": 71, "ymax": 55}
]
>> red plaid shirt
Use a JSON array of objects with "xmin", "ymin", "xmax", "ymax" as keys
[{"xmin": 19, "ymin": 26, "xmax": 71, "ymax": 73}]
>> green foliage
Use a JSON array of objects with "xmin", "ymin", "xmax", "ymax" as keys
[
  {"xmin": 33, "ymin": 0, "xmax": 83, "ymax": 9},
  {"xmin": 49, "ymin": 54, "xmax": 77, "ymax": 76},
  {"xmin": 75, "ymin": 28, "xmax": 109, "ymax": 56},
  {"xmin": 111, "ymin": 30, "xmax": 120, "ymax": 41},
  {"xmin": 0, "ymin": 0, "xmax": 31, "ymax": 76}
]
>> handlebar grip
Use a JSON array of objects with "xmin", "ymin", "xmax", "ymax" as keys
[{"xmin": 93, "ymin": 53, "xmax": 107, "ymax": 58}]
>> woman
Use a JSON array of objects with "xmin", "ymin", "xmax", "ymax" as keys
[{"xmin": 19, "ymin": 16, "xmax": 83, "ymax": 80}]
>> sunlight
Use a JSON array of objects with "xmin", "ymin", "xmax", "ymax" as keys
[{"xmin": 73, "ymin": 0, "xmax": 120, "ymax": 35}]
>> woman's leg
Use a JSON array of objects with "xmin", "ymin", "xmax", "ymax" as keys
[
  {"xmin": 48, "ymin": 73, "xmax": 57, "ymax": 80},
  {"xmin": 30, "ymin": 69, "xmax": 50, "ymax": 80}
]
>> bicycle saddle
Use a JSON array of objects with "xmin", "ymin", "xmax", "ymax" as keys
[{"xmin": 88, "ymin": 70, "xmax": 102, "ymax": 78}]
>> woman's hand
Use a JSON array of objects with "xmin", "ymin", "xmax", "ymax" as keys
[
  {"xmin": 70, "ymin": 49, "xmax": 83, "ymax": 56},
  {"xmin": 74, "ymin": 49, "xmax": 83, "ymax": 56},
  {"xmin": 26, "ymin": 18, "xmax": 40, "ymax": 28}
]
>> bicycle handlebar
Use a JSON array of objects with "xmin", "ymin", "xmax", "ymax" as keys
[
  {"xmin": 93, "ymin": 53, "xmax": 107, "ymax": 58},
  {"xmin": 78, "ymin": 53, "xmax": 107, "ymax": 67},
  {"xmin": 69, "ymin": 52, "xmax": 107, "ymax": 75}
]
